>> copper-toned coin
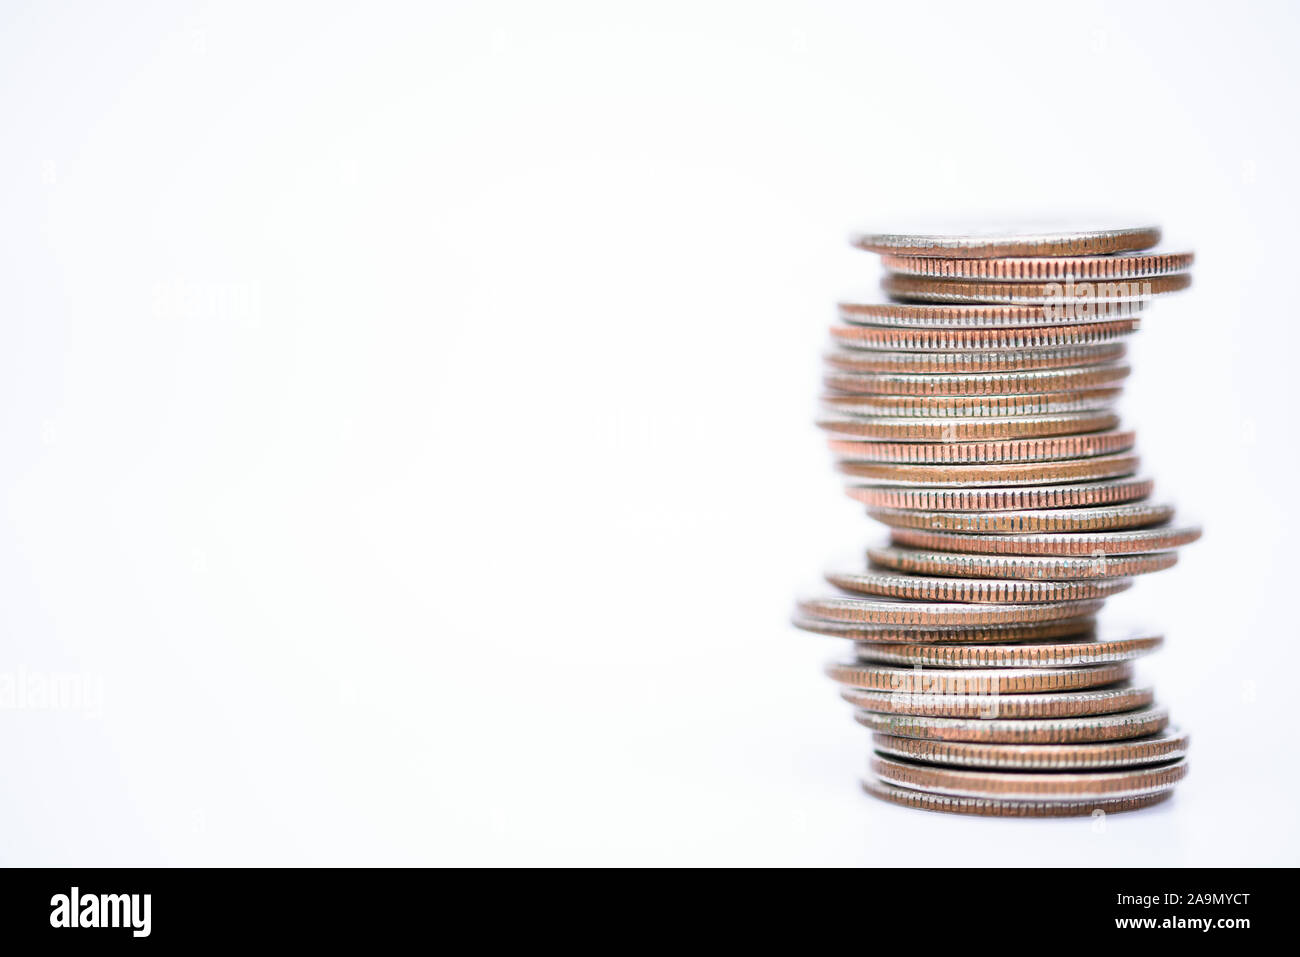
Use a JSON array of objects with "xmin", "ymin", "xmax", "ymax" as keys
[
  {"xmin": 844, "ymin": 684, "xmax": 1153, "ymax": 720},
  {"xmin": 837, "ymin": 299, "xmax": 1142, "ymax": 329},
  {"xmin": 889, "ymin": 524, "xmax": 1203, "ymax": 557},
  {"xmin": 792, "ymin": 613, "xmax": 1098, "ymax": 644},
  {"xmin": 794, "ymin": 595, "xmax": 1103, "ymax": 626},
  {"xmin": 846, "ymin": 477, "xmax": 1154, "ymax": 511},
  {"xmin": 824, "ymin": 388, "xmax": 1122, "ymax": 418},
  {"xmin": 867, "ymin": 501, "xmax": 1175, "ymax": 534},
  {"xmin": 827, "ymin": 567, "xmax": 1131, "ymax": 603},
  {"xmin": 870, "ymin": 753, "xmax": 1186, "ymax": 801},
  {"xmin": 829, "ymin": 430, "xmax": 1136, "ymax": 465},
  {"xmin": 840, "ymin": 452, "xmax": 1139, "ymax": 486},
  {"xmin": 824, "ymin": 343, "xmax": 1128, "ymax": 374},
  {"xmin": 850, "ymin": 224, "xmax": 1161, "ymax": 258},
  {"xmin": 817, "ymin": 411, "xmax": 1120, "ymax": 441},
  {"xmin": 865, "ymin": 545, "xmax": 1177, "ymax": 580},
  {"xmin": 825, "ymin": 363, "xmax": 1130, "ymax": 396},
  {"xmin": 883, "ymin": 272, "xmax": 1191, "ymax": 305},
  {"xmin": 826, "ymin": 660, "xmax": 1130, "ymax": 694},
  {"xmin": 854, "ymin": 630, "xmax": 1162, "ymax": 667},
  {"xmin": 862, "ymin": 776, "xmax": 1173, "ymax": 816},
  {"xmin": 872, "ymin": 728, "xmax": 1188, "ymax": 770},
  {"xmin": 880, "ymin": 249, "xmax": 1194, "ymax": 282},
  {"xmin": 829, "ymin": 318, "xmax": 1141, "ymax": 352}
]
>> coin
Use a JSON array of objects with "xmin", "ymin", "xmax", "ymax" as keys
[
  {"xmin": 847, "ymin": 696, "xmax": 1164, "ymax": 733},
  {"xmin": 795, "ymin": 595, "xmax": 1103, "ymax": 626},
  {"xmin": 825, "ymin": 363, "xmax": 1130, "ymax": 396},
  {"xmin": 826, "ymin": 660, "xmax": 1131, "ymax": 694},
  {"xmin": 883, "ymin": 272, "xmax": 1191, "ymax": 304},
  {"xmin": 862, "ymin": 776, "xmax": 1173, "ymax": 816},
  {"xmin": 829, "ymin": 430, "xmax": 1136, "ymax": 465},
  {"xmin": 829, "ymin": 318, "xmax": 1141, "ymax": 352},
  {"xmin": 850, "ymin": 223, "xmax": 1161, "ymax": 258},
  {"xmin": 871, "ymin": 728, "xmax": 1188, "ymax": 770},
  {"xmin": 826, "ymin": 567, "xmax": 1132, "ymax": 603},
  {"xmin": 846, "ymin": 477, "xmax": 1154, "ymax": 511},
  {"xmin": 866, "ymin": 501, "xmax": 1176, "ymax": 534},
  {"xmin": 889, "ymin": 524, "xmax": 1203, "ymax": 556},
  {"xmin": 865, "ymin": 545, "xmax": 1177, "ymax": 580},
  {"xmin": 817, "ymin": 411, "xmax": 1121, "ymax": 441},
  {"xmin": 837, "ymin": 299, "xmax": 1142, "ymax": 329},
  {"xmin": 840, "ymin": 452, "xmax": 1139, "ymax": 486},
  {"xmin": 792, "ymin": 613, "xmax": 1098, "ymax": 644},
  {"xmin": 880, "ymin": 249, "xmax": 1194, "ymax": 282},
  {"xmin": 824, "ymin": 388, "xmax": 1122, "ymax": 418},
  {"xmin": 844, "ymin": 684, "xmax": 1154, "ymax": 719},
  {"xmin": 824, "ymin": 344, "xmax": 1129, "ymax": 374},
  {"xmin": 869, "ymin": 753, "xmax": 1187, "ymax": 800},
  {"xmin": 854, "ymin": 630, "xmax": 1162, "ymax": 667}
]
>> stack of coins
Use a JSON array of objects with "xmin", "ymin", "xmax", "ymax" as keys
[{"xmin": 795, "ymin": 224, "xmax": 1199, "ymax": 817}]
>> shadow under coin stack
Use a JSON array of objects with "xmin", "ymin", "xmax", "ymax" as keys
[{"xmin": 795, "ymin": 224, "xmax": 1200, "ymax": 817}]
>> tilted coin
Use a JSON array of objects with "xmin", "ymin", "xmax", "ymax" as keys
[
  {"xmin": 880, "ymin": 249, "xmax": 1194, "ymax": 282},
  {"xmin": 854, "ymin": 630, "xmax": 1162, "ymax": 667},
  {"xmin": 824, "ymin": 363, "xmax": 1130, "ymax": 396},
  {"xmin": 883, "ymin": 272, "xmax": 1191, "ymax": 305},
  {"xmin": 846, "ymin": 477, "xmax": 1154, "ymax": 511},
  {"xmin": 829, "ymin": 430, "xmax": 1136, "ymax": 465},
  {"xmin": 842, "ymin": 686, "xmax": 1159, "ymax": 722},
  {"xmin": 829, "ymin": 318, "xmax": 1140, "ymax": 352},
  {"xmin": 825, "ymin": 660, "xmax": 1131, "ymax": 694},
  {"xmin": 823, "ymin": 388, "xmax": 1122, "ymax": 418},
  {"xmin": 794, "ymin": 595, "xmax": 1103, "ymax": 626},
  {"xmin": 826, "ymin": 567, "xmax": 1132, "ymax": 603},
  {"xmin": 824, "ymin": 343, "xmax": 1128, "ymax": 374},
  {"xmin": 862, "ymin": 776, "xmax": 1172, "ymax": 817},
  {"xmin": 837, "ymin": 298, "xmax": 1142, "ymax": 329},
  {"xmin": 867, "ymin": 501, "xmax": 1176, "ymax": 534},
  {"xmin": 817, "ymin": 411, "xmax": 1120, "ymax": 441},
  {"xmin": 869, "ymin": 753, "xmax": 1187, "ymax": 801},
  {"xmin": 840, "ymin": 452, "xmax": 1139, "ymax": 486},
  {"xmin": 889, "ymin": 524, "xmax": 1203, "ymax": 556},
  {"xmin": 850, "ymin": 223, "xmax": 1161, "ymax": 258},
  {"xmin": 865, "ymin": 545, "xmax": 1177, "ymax": 580},
  {"xmin": 791, "ymin": 613, "xmax": 1098, "ymax": 644},
  {"xmin": 871, "ymin": 728, "xmax": 1188, "ymax": 770}
]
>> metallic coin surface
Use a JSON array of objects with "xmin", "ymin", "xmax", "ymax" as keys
[
  {"xmin": 852, "ymin": 701, "xmax": 1165, "ymax": 738},
  {"xmin": 824, "ymin": 388, "xmax": 1122, "ymax": 418},
  {"xmin": 829, "ymin": 318, "xmax": 1141, "ymax": 352},
  {"xmin": 854, "ymin": 630, "xmax": 1162, "ymax": 667},
  {"xmin": 880, "ymin": 249, "xmax": 1194, "ymax": 282},
  {"xmin": 824, "ymin": 344, "xmax": 1128, "ymax": 374},
  {"xmin": 827, "ymin": 568, "xmax": 1132, "ymax": 603},
  {"xmin": 850, "ymin": 224, "xmax": 1161, "ymax": 258},
  {"xmin": 792, "ymin": 613, "xmax": 1098, "ymax": 644},
  {"xmin": 817, "ymin": 411, "xmax": 1121, "ymax": 441},
  {"xmin": 889, "ymin": 524, "xmax": 1203, "ymax": 556},
  {"xmin": 795, "ymin": 595, "xmax": 1103, "ymax": 626},
  {"xmin": 867, "ymin": 501, "xmax": 1175, "ymax": 534},
  {"xmin": 870, "ymin": 753, "xmax": 1187, "ymax": 800},
  {"xmin": 862, "ymin": 776, "xmax": 1173, "ymax": 816},
  {"xmin": 871, "ymin": 728, "xmax": 1188, "ymax": 770},
  {"xmin": 825, "ymin": 363, "xmax": 1130, "ymax": 397},
  {"xmin": 865, "ymin": 545, "xmax": 1177, "ymax": 580},
  {"xmin": 846, "ymin": 477, "xmax": 1154, "ymax": 511},
  {"xmin": 837, "ymin": 299, "xmax": 1142, "ymax": 329},
  {"xmin": 829, "ymin": 430, "xmax": 1136, "ymax": 465},
  {"xmin": 840, "ymin": 453, "xmax": 1139, "ymax": 487},
  {"xmin": 826, "ymin": 660, "xmax": 1130, "ymax": 694},
  {"xmin": 844, "ymin": 684, "xmax": 1153, "ymax": 719},
  {"xmin": 883, "ymin": 272, "xmax": 1191, "ymax": 304}
]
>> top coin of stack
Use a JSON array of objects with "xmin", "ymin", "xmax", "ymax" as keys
[{"xmin": 797, "ymin": 222, "xmax": 1198, "ymax": 817}]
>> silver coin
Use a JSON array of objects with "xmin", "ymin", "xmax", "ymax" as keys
[
  {"xmin": 850, "ymin": 223, "xmax": 1161, "ymax": 258},
  {"xmin": 825, "ymin": 363, "xmax": 1131, "ymax": 396},
  {"xmin": 792, "ymin": 613, "xmax": 1099, "ymax": 644},
  {"xmin": 865, "ymin": 545, "xmax": 1177, "ymax": 580},
  {"xmin": 889, "ymin": 524, "xmax": 1203, "ymax": 556},
  {"xmin": 862, "ymin": 775, "xmax": 1175, "ymax": 816},
  {"xmin": 827, "ymin": 567, "xmax": 1132, "ymax": 603},
  {"xmin": 823, "ymin": 389, "xmax": 1121, "ymax": 418},
  {"xmin": 795, "ymin": 595, "xmax": 1104, "ymax": 626},
  {"xmin": 852, "ymin": 702, "xmax": 1167, "ymax": 739},
  {"xmin": 840, "ymin": 453, "xmax": 1140, "ymax": 487},
  {"xmin": 837, "ymin": 298, "xmax": 1143, "ymax": 328},
  {"xmin": 824, "ymin": 344, "xmax": 1129, "ymax": 373},
  {"xmin": 854, "ymin": 629, "xmax": 1162, "ymax": 667},
  {"xmin": 817, "ymin": 410, "xmax": 1122, "ymax": 441},
  {"xmin": 844, "ymin": 684, "xmax": 1154, "ymax": 720},
  {"xmin": 871, "ymin": 728, "xmax": 1188, "ymax": 770},
  {"xmin": 826, "ymin": 660, "xmax": 1131, "ymax": 693},
  {"xmin": 866, "ymin": 501, "xmax": 1176, "ymax": 533},
  {"xmin": 829, "ymin": 430, "xmax": 1137, "ymax": 465}
]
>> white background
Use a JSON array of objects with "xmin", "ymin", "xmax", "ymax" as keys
[{"xmin": 1, "ymin": 0, "xmax": 1297, "ymax": 866}]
